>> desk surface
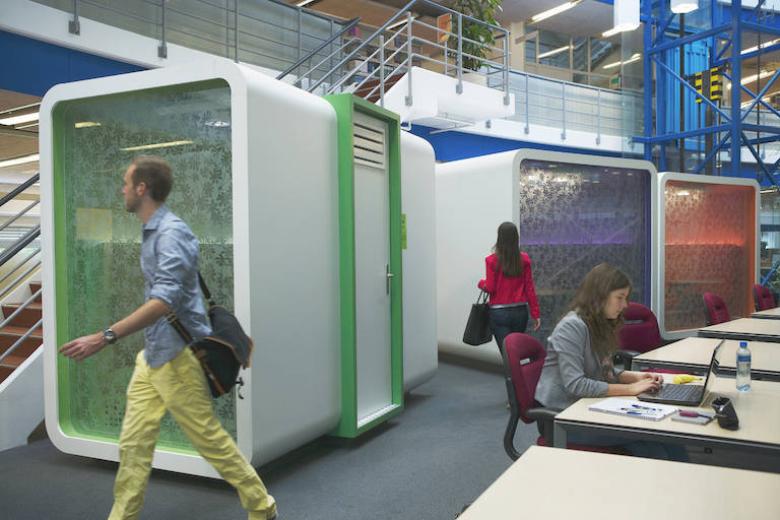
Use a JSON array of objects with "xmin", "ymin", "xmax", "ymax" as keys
[
  {"xmin": 752, "ymin": 307, "xmax": 780, "ymax": 319},
  {"xmin": 634, "ymin": 337, "xmax": 780, "ymax": 373},
  {"xmin": 555, "ymin": 377, "xmax": 780, "ymax": 448},
  {"xmin": 699, "ymin": 318, "xmax": 780, "ymax": 341},
  {"xmin": 459, "ymin": 446, "xmax": 780, "ymax": 520}
]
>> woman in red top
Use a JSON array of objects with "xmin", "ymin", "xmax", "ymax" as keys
[{"xmin": 478, "ymin": 222, "xmax": 541, "ymax": 352}]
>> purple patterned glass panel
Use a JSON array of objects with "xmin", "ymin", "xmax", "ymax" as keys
[
  {"xmin": 664, "ymin": 181, "xmax": 756, "ymax": 332},
  {"xmin": 518, "ymin": 159, "xmax": 651, "ymax": 343}
]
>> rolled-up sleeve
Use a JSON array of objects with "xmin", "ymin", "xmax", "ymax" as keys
[
  {"xmin": 149, "ymin": 227, "xmax": 196, "ymax": 311},
  {"xmin": 549, "ymin": 319, "xmax": 609, "ymax": 398}
]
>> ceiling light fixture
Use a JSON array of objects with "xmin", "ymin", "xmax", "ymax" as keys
[
  {"xmin": 671, "ymin": 0, "xmax": 698, "ymax": 14},
  {"xmin": 120, "ymin": 140, "xmax": 193, "ymax": 152},
  {"xmin": 0, "ymin": 153, "xmax": 39, "ymax": 169},
  {"xmin": 386, "ymin": 14, "xmax": 417, "ymax": 31},
  {"xmin": 538, "ymin": 45, "xmax": 572, "ymax": 60},
  {"xmin": 530, "ymin": 1, "xmax": 582, "ymax": 24},
  {"xmin": 296, "ymin": 0, "xmax": 318, "ymax": 7},
  {"xmin": 742, "ymin": 38, "xmax": 780, "ymax": 55},
  {"xmin": 75, "ymin": 121, "xmax": 102, "ymax": 128},
  {"xmin": 0, "ymin": 112, "xmax": 39, "ymax": 126},
  {"xmin": 603, "ymin": 53, "xmax": 641, "ymax": 69}
]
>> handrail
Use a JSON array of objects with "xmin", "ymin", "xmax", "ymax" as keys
[
  {"xmin": 0, "ymin": 258, "xmax": 41, "ymax": 303},
  {"xmin": 0, "ymin": 174, "xmax": 38, "ymax": 211},
  {"xmin": 0, "ymin": 318, "xmax": 42, "ymax": 366},
  {"xmin": 0, "ymin": 248, "xmax": 40, "ymax": 290},
  {"xmin": 0, "ymin": 226, "xmax": 40, "ymax": 270},
  {"xmin": 276, "ymin": 17, "xmax": 362, "ymax": 81}
]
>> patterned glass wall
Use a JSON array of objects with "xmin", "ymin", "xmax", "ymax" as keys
[
  {"xmin": 53, "ymin": 79, "xmax": 235, "ymax": 451},
  {"xmin": 518, "ymin": 159, "xmax": 651, "ymax": 343},
  {"xmin": 664, "ymin": 181, "xmax": 756, "ymax": 332}
]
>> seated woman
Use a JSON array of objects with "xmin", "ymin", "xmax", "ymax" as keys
[{"xmin": 535, "ymin": 263, "xmax": 687, "ymax": 461}]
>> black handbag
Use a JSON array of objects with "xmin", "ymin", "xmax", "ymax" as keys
[
  {"xmin": 462, "ymin": 291, "xmax": 492, "ymax": 345},
  {"xmin": 167, "ymin": 273, "xmax": 254, "ymax": 398}
]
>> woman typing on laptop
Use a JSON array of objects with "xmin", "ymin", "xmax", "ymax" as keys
[{"xmin": 535, "ymin": 263, "xmax": 687, "ymax": 461}]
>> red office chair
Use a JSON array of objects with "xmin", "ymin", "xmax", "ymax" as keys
[
  {"xmin": 702, "ymin": 292, "xmax": 730, "ymax": 326},
  {"xmin": 613, "ymin": 303, "xmax": 664, "ymax": 370},
  {"xmin": 754, "ymin": 284, "xmax": 776, "ymax": 311},
  {"xmin": 502, "ymin": 333, "xmax": 628, "ymax": 460}
]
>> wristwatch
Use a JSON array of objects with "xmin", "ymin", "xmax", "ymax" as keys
[{"xmin": 103, "ymin": 328, "xmax": 118, "ymax": 345}]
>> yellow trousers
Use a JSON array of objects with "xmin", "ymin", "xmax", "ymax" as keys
[{"xmin": 108, "ymin": 348, "xmax": 275, "ymax": 520}]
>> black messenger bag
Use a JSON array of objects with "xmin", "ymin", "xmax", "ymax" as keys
[{"xmin": 167, "ymin": 273, "xmax": 253, "ymax": 398}]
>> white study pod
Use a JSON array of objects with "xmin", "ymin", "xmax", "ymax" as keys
[
  {"xmin": 40, "ymin": 61, "xmax": 341, "ymax": 477},
  {"xmin": 436, "ymin": 149, "xmax": 657, "ymax": 366}
]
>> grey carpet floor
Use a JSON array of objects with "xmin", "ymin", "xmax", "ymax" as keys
[{"xmin": 0, "ymin": 360, "xmax": 539, "ymax": 520}]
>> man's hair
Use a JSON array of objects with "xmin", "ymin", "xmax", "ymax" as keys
[{"xmin": 131, "ymin": 156, "xmax": 173, "ymax": 202}]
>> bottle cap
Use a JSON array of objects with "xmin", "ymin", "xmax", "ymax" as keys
[{"xmin": 739, "ymin": 341, "xmax": 748, "ymax": 347}]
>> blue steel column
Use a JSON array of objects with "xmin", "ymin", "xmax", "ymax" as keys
[
  {"xmin": 730, "ymin": 0, "xmax": 742, "ymax": 176},
  {"xmin": 643, "ymin": 0, "xmax": 652, "ymax": 161},
  {"xmin": 658, "ymin": 0, "xmax": 667, "ymax": 171}
]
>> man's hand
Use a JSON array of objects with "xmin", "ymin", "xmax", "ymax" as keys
[
  {"xmin": 60, "ymin": 332, "xmax": 107, "ymax": 362},
  {"xmin": 531, "ymin": 318, "xmax": 541, "ymax": 331}
]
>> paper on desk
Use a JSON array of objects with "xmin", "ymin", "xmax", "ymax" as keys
[{"xmin": 588, "ymin": 398, "xmax": 677, "ymax": 421}]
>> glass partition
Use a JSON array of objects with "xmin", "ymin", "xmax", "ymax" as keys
[
  {"xmin": 518, "ymin": 159, "xmax": 651, "ymax": 343},
  {"xmin": 53, "ymin": 79, "xmax": 235, "ymax": 452},
  {"xmin": 663, "ymin": 181, "xmax": 757, "ymax": 332}
]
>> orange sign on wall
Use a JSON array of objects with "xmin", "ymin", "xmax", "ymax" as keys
[{"xmin": 437, "ymin": 14, "xmax": 452, "ymax": 44}]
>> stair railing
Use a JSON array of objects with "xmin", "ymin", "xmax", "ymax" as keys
[
  {"xmin": 0, "ymin": 173, "xmax": 41, "ymax": 369},
  {"xmin": 276, "ymin": 16, "xmax": 362, "ymax": 87},
  {"xmin": 293, "ymin": 0, "xmax": 509, "ymax": 107}
]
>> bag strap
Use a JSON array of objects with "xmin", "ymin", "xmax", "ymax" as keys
[
  {"xmin": 477, "ymin": 290, "xmax": 488, "ymax": 304},
  {"xmin": 167, "ymin": 271, "xmax": 213, "ymax": 345}
]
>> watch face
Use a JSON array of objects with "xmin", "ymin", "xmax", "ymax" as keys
[{"xmin": 104, "ymin": 329, "xmax": 117, "ymax": 344}]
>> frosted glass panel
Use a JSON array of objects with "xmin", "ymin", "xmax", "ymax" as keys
[
  {"xmin": 518, "ymin": 159, "xmax": 651, "ymax": 342},
  {"xmin": 664, "ymin": 181, "xmax": 756, "ymax": 332},
  {"xmin": 53, "ymin": 79, "xmax": 235, "ymax": 451}
]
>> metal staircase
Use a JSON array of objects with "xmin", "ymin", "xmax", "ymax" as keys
[{"xmin": 277, "ymin": 0, "xmax": 511, "ymax": 112}]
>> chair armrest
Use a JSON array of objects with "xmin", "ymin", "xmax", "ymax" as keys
[
  {"xmin": 613, "ymin": 350, "xmax": 639, "ymax": 370},
  {"xmin": 527, "ymin": 407, "xmax": 560, "ymax": 447}
]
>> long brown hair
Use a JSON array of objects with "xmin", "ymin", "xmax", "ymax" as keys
[
  {"xmin": 493, "ymin": 221, "xmax": 523, "ymax": 277},
  {"xmin": 569, "ymin": 263, "xmax": 631, "ymax": 361}
]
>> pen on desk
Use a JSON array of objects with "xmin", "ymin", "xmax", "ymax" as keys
[
  {"xmin": 678, "ymin": 410, "xmax": 714, "ymax": 419},
  {"xmin": 630, "ymin": 403, "xmax": 662, "ymax": 412}
]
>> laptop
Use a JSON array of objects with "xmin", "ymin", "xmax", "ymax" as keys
[{"xmin": 637, "ymin": 340, "xmax": 723, "ymax": 406}]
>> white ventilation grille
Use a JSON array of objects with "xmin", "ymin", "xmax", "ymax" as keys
[{"xmin": 353, "ymin": 113, "xmax": 387, "ymax": 169}]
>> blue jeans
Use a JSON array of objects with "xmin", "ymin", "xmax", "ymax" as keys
[
  {"xmin": 565, "ymin": 431, "xmax": 689, "ymax": 462},
  {"xmin": 488, "ymin": 305, "xmax": 529, "ymax": 353}
]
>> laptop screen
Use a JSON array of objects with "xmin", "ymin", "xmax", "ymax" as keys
[{"xmin": 700, "ymin": 339, "xmax": 724, "ymax": 398}]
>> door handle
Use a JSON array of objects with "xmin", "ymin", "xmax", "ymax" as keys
[{"xmin": 386, "ymin": 264, "xmax": 394, "ymax": 294}]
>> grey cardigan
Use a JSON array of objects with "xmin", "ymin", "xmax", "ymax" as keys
[{"xmin": 535, "ymin": 311, "xmax": 623, "ymax": 410}]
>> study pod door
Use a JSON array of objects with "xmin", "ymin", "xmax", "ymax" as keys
[{"xmin": 325, "ymin": 95, "xmax": 403, "ymax": 438}]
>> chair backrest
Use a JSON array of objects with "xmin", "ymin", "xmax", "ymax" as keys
[
  {"xmin": 617, "ymin": 302, "xmax": 663, "ymax": 354},
  {"xmin": 703, "ymin": 292, "xmax": 730, "ymax": 325},
  {"xmin": 754, "ymin": 284, "xmax": 776, "ymax": 311},
  {"xmin": 502, "ymin": 333, "xmax": 546, "ymax": 424}
]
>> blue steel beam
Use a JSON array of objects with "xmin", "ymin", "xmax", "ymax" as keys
[
  {"xmin": 741, "ymin": 131, "xmax": 780, "ymax": 187},
  {"xmin": 648, "ymin": 24, "xmax": 730, "ymax": 55},
  {"xmin": 724, "ymin": 72, "xmax": 780, "ymax": 122},
  {"xmin": 693, "ymin": 132, "xmax": 731, "ymax": 175},
  {"xmin": 741, "ymin": 69, "xmax": 780, "ymax": 122},
  {"xmin": 644, "ymin": 0, "xmax": 653, "ymax": 161},
  {"xmin": 731, "ymin": 0, "xmax": 743, "ymax": 178},
  {"xmin": 743, "ymin": 123, "xmax": 780, "ymax": 134},
  {"xmin": 633, "ymin": 124, "xmax": 732, "ymax": 143},
  {"xmin": 653, "ymin": 13, "xmax": 677, "ymax": 47},
  {"xmin": 714, "ymin": 41, "xmax": 780, "ymax": 68},
  {"xmin": 742, "ymin": 21, "xmax": 780, "ymax": 38}
]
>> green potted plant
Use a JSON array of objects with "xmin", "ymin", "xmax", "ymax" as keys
[{"xmin": 450, "ymin": 0, "xmax": 503, "ymax": 78}]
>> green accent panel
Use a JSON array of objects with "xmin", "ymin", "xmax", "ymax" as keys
[
  {"xmin": 324, "ymin": 94, "xmax": 404, "ymax": 438},
  {"xmin": 401, "ymin": 213, "xmax": 407, "ymax": 250},
  {"xmin": 53, "ymin": 80, "xmax": 237, "ymax": 452}
]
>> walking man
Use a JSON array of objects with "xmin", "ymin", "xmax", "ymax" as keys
[{"xmin": 60, "ymin": 156, "xmax": 277, "ymax": 520}]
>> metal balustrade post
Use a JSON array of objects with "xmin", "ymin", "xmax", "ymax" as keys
[
  {"xmin": 69, "ymin": 0, "xmax": 80, "ymax": 35},
  {"xmin": 158, "ymin": 0, "xmax": 168, "ymax": 58},
  {"xmin": 561, "ymin": 83, "xmax": 567, "ymax": 141},
  {"xmin": 297, "ymin": 8, "xmax": 302, "ymax": 61},
  {"xmin": 456, "ymin": 13, "xmax": 463, "ymax": 94},
  {"xmin": 405, "ymin": 12, "xmax": 413, "ymax": 106},
  {"xmin": 234, "ymin": 0, "xmax": 239, "ymax": 62},
  {"xmin": 379, "ymin": 35, "xmax": 385, "ymax": 107},
  {"xmin": 524, "ymin": 73, "xmax": 530, "ymax": 134},
  {"xmin": 503, "ymin": 30, "xmax": 510, "ymax": 105},
  {"xmin": 596, "ymin": 89, "xmax": 601, "ymax": 145},
  {"xmin": 329, "ymin": 19, "xmax": 335, "ymax": 83}
]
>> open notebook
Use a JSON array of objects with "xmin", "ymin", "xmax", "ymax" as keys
[{"xmin": 588, "ymin": 397, "xmax": 677, "ymax": 421}]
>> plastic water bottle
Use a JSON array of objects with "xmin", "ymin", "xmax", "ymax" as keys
[{"xmin": 736, "ymin": 341, "xmax": 751, "ymax": 392}]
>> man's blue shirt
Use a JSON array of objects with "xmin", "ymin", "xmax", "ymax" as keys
[{"xmin": 141, "ymin": 205, "xmax": 212, "ymax": 368}]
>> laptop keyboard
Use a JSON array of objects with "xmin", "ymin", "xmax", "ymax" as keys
[{"xmin": 653, "ymin": 383, "xmax": 702, "ymax": 400}]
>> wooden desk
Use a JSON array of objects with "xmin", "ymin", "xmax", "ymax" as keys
[
  {"xmin": 553, "ymin": 378, "xmax": 780, "ymax": 472},
  {"xmin": 458, "ymin": 446, "xmax": 780, "ymax": 520},
  {"xmin": 752, "ymin": 307, "xmax": 780, "ymax": 320},
  {"xmin": 699, "ymin": 318, "xmax": 780, "ymax": 343},
  {"xmin": 633, "ymin": 337, "xmax": 780, "ymax": 381}
]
